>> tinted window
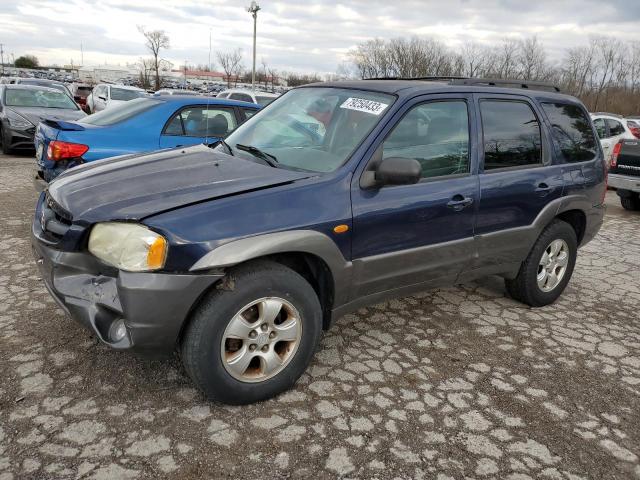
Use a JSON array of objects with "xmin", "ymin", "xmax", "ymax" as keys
[
  {"xmin": 81, "ymin": 98, "xmax": 161, "ymax": 126},
  {"xmin": 111, "ymin": 88, "xmax": 143, "ymax": 101},
  {"xmin": 606, "ymin": 119, "xmax": 625, "ymax": 136},
  {"xmin": 383, "ymin": 101, "xmax": 469, "ymax": 179},
  {"xmin": 164, "ymin": 107, "xmax": 237, "ymax": 137},
  {"xmin": 230, "ymin": 93, "xmax": 254, "ymax": 103},
  {"xmin": 481, "ymin": 100, "xmax": 541, "ymax": 170},
  {"xmin": 541, "ymin": 102, "xmax": 597, "ymax": 163},
  {"xmin": 593, "ymin": 118, "xmax": 606, "ymax": 138}
]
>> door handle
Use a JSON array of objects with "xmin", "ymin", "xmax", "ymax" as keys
[
  {"xmin": 447, "ymin": 195, "xmax": 474, "ymax": 211},
  {"xmin": 535, "ymin": 183, "xmax": 554, "ymax": 196}
]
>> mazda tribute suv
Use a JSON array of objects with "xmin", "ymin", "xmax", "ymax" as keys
[{"xmin": 32, "ymin": 78, "xmax": 606, "ymax": 404}]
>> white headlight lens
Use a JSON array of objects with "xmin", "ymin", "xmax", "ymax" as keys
[{"xmin": 88, "ymin": 222, "xmax": 167, "ymax": 271}]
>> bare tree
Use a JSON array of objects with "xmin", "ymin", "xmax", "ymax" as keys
[
  {"xmin": 137, "ymin": 58, "xmax": 154, "ymax": 89},
  {"xmin": 217, "ymin": 49, "xmax": 244, "ymax": 87},
  {"xmin": 138, "ymin": 26, "xmax": 170, "ymax": 90}
]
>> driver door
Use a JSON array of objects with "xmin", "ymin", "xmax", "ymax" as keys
[{"xmin": 350, "ymin": 94, "xmax": 479, "ymax": 299}]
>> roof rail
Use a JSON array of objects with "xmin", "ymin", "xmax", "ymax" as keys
[
  {"xmin": 363, "ymin": 76, "xmax": 561, "ymax": 92},
  {"xmin": 365, "ymin": 76, "xmax": 468, "ymax": 81},
  {"xmin": 450, "ymin": 78, "xmax": 561, "ymax": 92}
]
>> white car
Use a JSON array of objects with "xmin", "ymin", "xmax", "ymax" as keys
[
  {"xmin": 590, "ymin": 113, "xmax": 637, "ymax": 165},
  {"xmin": 216, "ymin": 88, "xmax": 278, "ymax": 106},
  {"xmin": 86, "ymin": 84, "xmax": 146, "ymax": 113}
]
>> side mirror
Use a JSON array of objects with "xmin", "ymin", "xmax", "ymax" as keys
[{"xmin": 375, "ymin": 157, "xmax": 422, "ymax": 186}]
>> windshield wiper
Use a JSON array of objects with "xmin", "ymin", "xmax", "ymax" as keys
[
  {"xmin": 209, "ymin": 139, "xmax": 234, "ymax": 156},
  {"xmin": 236, "ymin": 143, "xmax": 279, "ymax": 168}
]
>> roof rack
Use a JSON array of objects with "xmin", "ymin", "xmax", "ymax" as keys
[
  {"xmin": 364, "ymin": 76, "xmax": 561, "ymax": 93},
  {"xmin": 365, "ymin": 76, "xmax": 468, "ymax": 82},
  {"xmin": 449, "ymin": 78, "xmax": 561, "ymax": 93}
]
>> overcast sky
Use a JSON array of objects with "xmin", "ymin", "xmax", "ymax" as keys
[{"xmin": 0, "ymin": 0, "xmax": 638, "ymax": 74}]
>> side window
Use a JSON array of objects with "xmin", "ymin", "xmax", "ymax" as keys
[
  {"xmin": 242, "ymin": 108, "xmax": 258, "ymax": 119},
  {"xmin": 165, "ymin": 107, "xmax": 237, "ymax": 137},
  {"xmin": 164, "ymin": 113, "xmax": 184, "ymax": 135},
  {"xmin": 606, "ymin": 119, "xmax": 625, "ymax": 136},
  {"xmin": 480, "ymin": 100, "xmax": 542, "ymax": 170},
  {"xmin": 230, "ymin": 93, "xmax": 254, "ymax": 103},
  {"xmin": 382, "ymin": 101, "xmax": 470, "ymax": 179},
  {"xmin": 593, "ymin": 118, "xmax": 607, "ymax": 139},
  {"xmin": 541, "ymin": 102, "xmax": 597, "ymax": 163}
]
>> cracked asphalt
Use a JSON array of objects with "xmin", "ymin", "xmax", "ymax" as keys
[{"xmin": 1, "ymin": 153, "xmax": 639, "ymax": 480}]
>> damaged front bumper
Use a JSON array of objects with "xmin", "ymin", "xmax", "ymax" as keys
[{"xmin": 31, "ymin": 196, "xmax": 223, "ymax": 356}]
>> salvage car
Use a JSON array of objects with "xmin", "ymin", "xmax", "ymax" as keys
[
  {"xmin": 32, "ymin": 78, "xmax": 606, "ymax": 404},
  {"xmin": 608, "ymin": 138, "xmax": 640, "ymax": 211},
  {"xmin": 0, "ymin": 85, "xmax": 85, "ymax": 154},
  {"xmin": 34, "ymin": 96, "xmax": 260, "ymax": 182}
]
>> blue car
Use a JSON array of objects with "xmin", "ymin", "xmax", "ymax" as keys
[
  {"xmin": 32, "ymin": 79, "xmax": 605, "ymax": 404},
  {"xmin": 34, "ymin": 96, "xmax": 260, "ymax": 182}
]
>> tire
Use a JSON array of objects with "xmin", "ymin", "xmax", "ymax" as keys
[
  {"xmin": 181, "ymin": 260, "xmax": 322, "ymax": 405},
  {"xmin": 620, "ymin": 195, "xmax": 640, "ymax": 211},
  {"xmin": 505, "ymin": 220, "xmax": 577, "ymax": 307},
  {"xmin": 0, "ymin": 126, "xmax": 11, "ymax": 155}
]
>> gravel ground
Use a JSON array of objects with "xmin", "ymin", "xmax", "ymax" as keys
[{"xmin": 1, "ymin": 153, "xmax": 639, "ymax": 480}]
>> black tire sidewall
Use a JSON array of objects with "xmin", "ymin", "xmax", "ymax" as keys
[
  {"xmin": 182, "ymin": 263, "xmax": 322, "ymax": 405},
  {"xmin": 524, "ymin": 221, "xmax": 578, "ymax": 306}
]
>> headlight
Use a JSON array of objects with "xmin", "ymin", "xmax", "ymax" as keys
[
  {"xmin": 6, "ymin": 109, "xmax": 33, "ymax": 129},
  {"xmin": 88, "ymin": 222, "xmax": 167, "ymax": 272}
]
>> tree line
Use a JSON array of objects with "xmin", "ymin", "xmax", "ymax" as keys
[{"xmin": 348, "ymin": 36, "xmax": 640, "ymax": 115}]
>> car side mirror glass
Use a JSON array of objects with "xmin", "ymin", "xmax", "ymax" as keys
[{"xmin": 375, "ymin": 157, "xmax": 422, "ymax": 186}]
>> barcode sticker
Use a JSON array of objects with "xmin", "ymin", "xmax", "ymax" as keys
[{"xmin": 340, "ymin": 97, "xmax": 389, "ymax": 115}]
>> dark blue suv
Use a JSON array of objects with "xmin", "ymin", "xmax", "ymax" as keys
[{"xmin": 32, "ymin": 78, "xmax": 606, "ymax": 404}]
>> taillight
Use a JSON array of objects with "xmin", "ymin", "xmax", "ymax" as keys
[
  {"xmin": 611, "ymin": 140, "xmax": 622, "ymax": 168},
  {"xmin": 46, "ymin": 141, "xmax": 89, "ymax": 162},
  {"xmin": 627, "ymin": 122, "xmax": 640, "ymax": 139}
]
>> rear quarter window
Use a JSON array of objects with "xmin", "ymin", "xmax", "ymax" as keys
[{"xmin": 541, "ymin": 103, "xmax": 597, "ymax": 163}]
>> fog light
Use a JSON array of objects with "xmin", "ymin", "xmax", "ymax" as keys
[{"xmin": 109, "ymin": 319, "xmax": 128, "ymax": 342}]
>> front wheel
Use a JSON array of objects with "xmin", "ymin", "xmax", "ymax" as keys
[
  {"xmin": 180, "ymin": 260, "xmax": 322, "ymax": 405},
  {"xmin": 0, "ymin": 126, "xmax": 11, "ymax": 155},
  {"xmin": 505, "ymin": 220, "xmax": 577, "ymax": 307}
]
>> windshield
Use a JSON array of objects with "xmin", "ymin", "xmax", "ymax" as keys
[
  {"xmin": 111, "ymin": 88, "xmax": 143, "ymax": 101},
  {"xmin": 256, "ymin": 95, "xmax": 276, "ymax": 106},
  {"xmin": 4, "ymin": 88, "xmax": 78, "ymax": 109},
  {"xmin": 220, "ymin": 87, "xmax": 394, "ymax": 172},
  {"xmin": 80, "ymin": 98, "xmax": 162, "ymax": 126}
]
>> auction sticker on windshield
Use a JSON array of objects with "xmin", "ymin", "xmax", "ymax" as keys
[{"xmin": 340, "ymin": 97, "xmax": 389, "ymax": 115}]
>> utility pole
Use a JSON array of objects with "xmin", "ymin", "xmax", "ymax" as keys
[
  {"xmin": 208, "ymin": 29, "xmax": 211, "ymax": 72},
  {"xmin": 247, "ymin": 1, "xmax": 260, "ymax": 91},
  {"xmin": 0, "ymin": 44, "xmax": 4, "ymax": 76},
  {"xmin": 80, "ymin": 42, "xmax": 84, "ymax": 66}
]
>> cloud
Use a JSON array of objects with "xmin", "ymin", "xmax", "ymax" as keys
[{"xmin": 0, "ymin": 0, "xmax": 637, "ymax": 74}]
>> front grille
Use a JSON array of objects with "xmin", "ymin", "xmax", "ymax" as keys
[{"xmin": 40, "ymin": 193, "xmax": 72, "ymax": 240}]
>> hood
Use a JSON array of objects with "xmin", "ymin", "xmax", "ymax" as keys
[
  {"xmin": 9, "ymin": 107, "xmax": 86, "ymax": 126},
  {"xmin": 47, "ymin": 144, "xmax": 311, "ymax": 223}
]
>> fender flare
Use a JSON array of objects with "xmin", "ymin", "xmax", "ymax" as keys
[{"xmin": 189, "ymin": 230, "xmax": 353, "ymax": 305}]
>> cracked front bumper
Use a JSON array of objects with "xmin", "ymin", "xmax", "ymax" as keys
[{"xmin": 32, "ymin": 223, "xmax": 223, "ymax": 356}]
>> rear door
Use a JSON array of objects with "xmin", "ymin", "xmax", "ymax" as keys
[
  {"xmin": 350, "ymin": 94, "xmax": 479, "ymax": 298},
  {"xmin": 471, "ymin": 94, "xmax": 564, "ymax": 270},
  {"xmin": 159, "ymin": 105, "xmax": 238, "ymax": 148}
]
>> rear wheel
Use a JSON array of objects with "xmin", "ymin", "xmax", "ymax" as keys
[
  {"xmin": 620, "ymin": 194, "xmax": 640, "ymax": 211},
  {"xmin": 505, "ymin": 220, "xmax": 577, "ymax": 307},
  {"xmin": 0, "ymin": 126, "xmax": 11, "ymax": 155},
  {"xmin": 180, "ymin": 260, "xmax": 322, "ymax": 405}
]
